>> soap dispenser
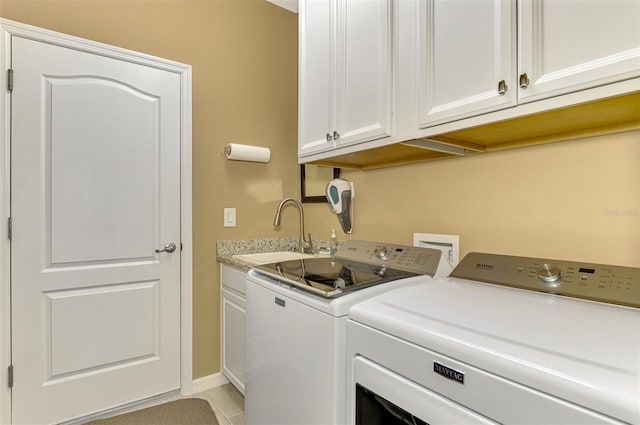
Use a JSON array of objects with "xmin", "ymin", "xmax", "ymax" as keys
[{"xmin": 329, "ymin": 229, "xmax": 338, "ymax": 257}]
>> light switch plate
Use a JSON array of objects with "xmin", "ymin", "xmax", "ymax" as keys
[{"xmin": 224, "ymin": 208, "xmax": 236, "ymax": 227}]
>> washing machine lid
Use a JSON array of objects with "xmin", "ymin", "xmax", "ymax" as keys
[
  {"xmin": 348, "ymin": 277, "xmax": 640, "ymax": 423},
  {"xmin": 253, "ymin": 240, "xmax": 448, "ymax": 298},
  {"xmin": 254, "ymin": 257, "xmax": 418, "ymax": 298}
]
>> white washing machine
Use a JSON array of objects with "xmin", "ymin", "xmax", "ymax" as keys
[
  {"xmin": 244, "ymin": 240, "xmax": 452, "ymax": 425},
  {"xmin": 347, "ymin": 252, "xmax": 640, "ymax": 424}
]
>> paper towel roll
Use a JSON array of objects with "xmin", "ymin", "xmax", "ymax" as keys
[{"xmin": 225, "ymin": 143, "xmax": 271, "ymax": 163}]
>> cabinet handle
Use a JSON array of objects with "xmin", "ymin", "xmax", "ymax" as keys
[
  {"xmin": 326, "ymin": 133, "xmax": 332, "ymax": 143},
  {"xmin": 333, "ymin": 131, "xmax": 340, "ymax": 140},
  {"xmin": 498, "ymin": 80, "xmax": 507, "ymax": 95},
  {"xmin": 519, "ymin": 73, "xmax": 530, "ymax": 89}
]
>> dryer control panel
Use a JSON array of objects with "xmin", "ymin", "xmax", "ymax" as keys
[{"xmin": 450, "ymin": 252, "xmax": 639, "ymax": 308}]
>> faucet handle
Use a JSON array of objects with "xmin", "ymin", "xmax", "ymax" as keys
[{"xmin": 302, "ymin": 234, "xmax": 314, "ymax": 254}]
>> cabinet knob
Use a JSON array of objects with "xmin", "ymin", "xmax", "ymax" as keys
[
  {"xmin": 498, "ymin": 80, "xmax": 507, "ymax": 95},
  {"xmin": 333, "ymin": 131, "xmax": 340, "ymax": 140},
  {"xmin": 519, "ymin": 73, "xmax": 530, "ymax": 89},
  {"xmin": 326, "ymin": 133, "xmax": 332, "ymax": 143}
]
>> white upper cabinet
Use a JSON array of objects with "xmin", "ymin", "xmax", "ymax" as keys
[
  {"xmin": 418, "ymin": 0, "xmax": 640, "ymax": 129},
  {"xmin": 518, "ymin": 0, "xmax": 640, "ymax": 103},
  {"xmin": 298, "ymin": 0, "xmax": 393, "ymax": 157},
  {"xmin": 297, "ymin": 0, "xmax": 639, "ymax": 168},
  {"xmin": 418, "ymin": 0, "xmax": 517, "ymax": 128}
]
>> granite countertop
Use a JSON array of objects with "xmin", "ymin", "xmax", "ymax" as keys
[{"xmin": 218, "ymin": 237, "xmax": 335, "ymax": 271}]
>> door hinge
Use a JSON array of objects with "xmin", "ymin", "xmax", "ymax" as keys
[
  {"xmin": 7, "ymin": 217, "xmax": 11, "ymax": 240},
  {"xmin": 7, "ymin": 69, "xmax": 13, "ymax": 92},
  {"xmin": 8, "ymin": 364, "xmax": 13, "ymax": 388}
]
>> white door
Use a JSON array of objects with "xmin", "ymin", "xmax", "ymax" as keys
[
  {"xmin": 11, "ymin": 35, "xmax": 181, "ymax": 424},
  {"xmin": 518, "ymin": 0, "xmax": 640, "ymax": 103},
  {"xmin": 418, "ymin": 0, "xmax": 516, "ymax": 128}
]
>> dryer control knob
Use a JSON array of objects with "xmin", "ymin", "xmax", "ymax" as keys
[{"xmin": 537, "ymin": 263, "xmax": 562, "ymax": 285}]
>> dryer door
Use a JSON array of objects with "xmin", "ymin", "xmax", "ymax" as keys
[{"xmin": 353, "ymin": 356, "xmax": 496, "ymax": 425}]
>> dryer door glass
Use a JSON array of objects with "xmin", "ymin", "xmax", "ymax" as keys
[{"xmin": 356, "ymin": 384, "xmax": 427, "ymax": 425}]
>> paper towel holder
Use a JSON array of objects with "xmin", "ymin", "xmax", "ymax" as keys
[
  {"xmin": 224, "ymin": 143, "xmax": 271, "ymax": 163},
  {"xmin": 301, "ymin": 165, "xmax": 340, "ymax": 203}
]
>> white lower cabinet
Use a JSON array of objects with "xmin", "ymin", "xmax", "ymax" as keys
[{"xmin": 221, "ymin": 264, "xmax": 246, "ymax": 395}]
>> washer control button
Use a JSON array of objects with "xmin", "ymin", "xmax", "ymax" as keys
[{"xmin": 375, "ymin": 247, "xmax": 389, "ymax": 260}]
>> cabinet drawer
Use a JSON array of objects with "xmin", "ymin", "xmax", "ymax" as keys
[{"xmin": 221, "ymin": 264, "xmax": 247, "ymax": 295}]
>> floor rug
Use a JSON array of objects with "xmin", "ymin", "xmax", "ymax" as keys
[{"xmin": 86, "ymin": 398, "xmax": 219, "ymax": 425}]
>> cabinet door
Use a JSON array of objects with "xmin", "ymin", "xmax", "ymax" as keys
[
  {"xmin": 518, "ymin": 0, "xmax": 640, "ymax": 103},
  {"xmin": 418, "ymin": 0, "xmax": 516, "ymax": 128},
  {"xmin": 335, "ymin": 0, "xmax": 393, "ymax": 147},
  {"xmin": 222, "ymin": 287, "xmax": 246, "ymax": 395},
  {"xmin": 299, "ymin": 0, "xmax": 334, "ymax": 156}
]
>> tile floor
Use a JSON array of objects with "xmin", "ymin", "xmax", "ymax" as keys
[{"xmin": 196, "ymin": 383, "xmax": 244, "ymax": 425}]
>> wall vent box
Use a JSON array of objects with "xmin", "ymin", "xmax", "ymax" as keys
[{"xmin": 413, "ymin": 233, "xmax": 459, "ymax": 267}]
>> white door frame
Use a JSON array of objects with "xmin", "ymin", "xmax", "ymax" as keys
[{"xmin": 0, "ymin": 18, "xmax": 193, "ymax": 424}]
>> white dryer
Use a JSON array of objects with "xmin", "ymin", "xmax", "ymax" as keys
[{"xmin": 347, "ymin": 252, "xmax": 639, "ymax": 424}]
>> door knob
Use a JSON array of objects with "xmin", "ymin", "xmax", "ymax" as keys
[{"xmin": 155, "ymin": 242, "xmax": 177, "ymax": 253}]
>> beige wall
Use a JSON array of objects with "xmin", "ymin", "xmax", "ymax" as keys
[
  {"xmin": 2, "ymin": 1, "xmax": 638, "ymax": 383},
  {"xmin": 0, "ymin": 0, "xmax": 303, "ymax": 379},
  {"xmin": 309, "ymin": 131, "xmax": 639, "ymax": 268}
]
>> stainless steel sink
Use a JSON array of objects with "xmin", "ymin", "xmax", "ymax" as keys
[{"xmin": 232, "ymin": 251, "xmax": 329, "ymax": 266}]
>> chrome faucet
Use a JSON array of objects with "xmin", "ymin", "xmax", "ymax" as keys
[{"xmin": 273, "ymin": 198, "xmax": 313, "ymax": 254}]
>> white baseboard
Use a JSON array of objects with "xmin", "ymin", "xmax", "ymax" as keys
[{"xmin": 192, "ymin": 372, "xmax": 229, "ymax": 394}]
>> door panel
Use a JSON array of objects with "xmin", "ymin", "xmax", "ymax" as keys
[
  {"xmin": 48, "ymin": 77, "xmax": 158, "ymax": 264},
  {"xmin": 11, "ymin": 35, "xmax": 181, "ymax": 425},
  {"xmin": 47, "ymin": 281, "xmax": 159, "ymax": 377}
]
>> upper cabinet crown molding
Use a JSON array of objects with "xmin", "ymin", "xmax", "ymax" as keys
[{"xmin": 298, "ymin": 0, "xmax": 640, "ymax": 170}]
